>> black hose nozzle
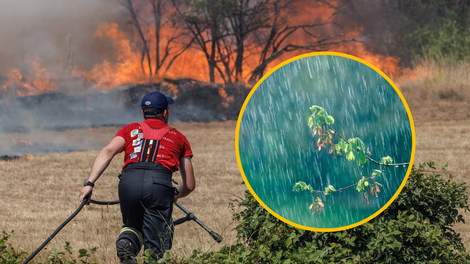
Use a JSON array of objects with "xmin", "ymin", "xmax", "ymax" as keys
[{"xmin": 210, "ymin": 231, "xmax": 223, "ymax": 243}]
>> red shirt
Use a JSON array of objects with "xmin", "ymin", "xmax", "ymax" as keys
[{"xmin": 115, "ymin": 119, "xmax": 193, "ymax": 171}]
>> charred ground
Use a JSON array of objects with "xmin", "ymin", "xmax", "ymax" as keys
[{"xmin": 0, "ymin": 78, "xmax": 250, "ymax": 134}]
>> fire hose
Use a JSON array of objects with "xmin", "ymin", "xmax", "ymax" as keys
[{"xmin": 23, "ymin": 198, "xmax": 223, "ymax": 264}]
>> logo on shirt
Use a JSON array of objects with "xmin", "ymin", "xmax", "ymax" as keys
[
  {"xmin": 130, "ymin": 152, "xmax": 138, "ymax": 159},
  {"xmin": 162, "ymin": 137, "xmax": 174, "ymax": 143},
  {"xmin": 138, "ymin": 133, "xmax": 144, "ymax": 139},
  {"xmin": 134, "ymin": 146, "xmax": 141, "ymax": 153},
  {"xmin": 130, "ymin": 129, "xmax": 139, "ymax": 137},
  {"xmin": 132, "ymin": 139, "xmax": 140, "ymax": 146}
]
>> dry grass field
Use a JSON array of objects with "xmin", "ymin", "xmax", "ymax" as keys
[
  {"xmin": 398, "ymin": 59, "xmax": 470, "ymax": 249},
  {"xmin": 0, "ymin": 58, "xmax": 469, "ymax": 263},
  {"xmin": 0, "ymin": 121, "xmax": 245, "ymax": 263}
]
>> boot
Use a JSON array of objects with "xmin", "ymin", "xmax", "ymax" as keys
[{"xmin": 116, "ymin": 238, "xmax": 138, "ymax": 264}]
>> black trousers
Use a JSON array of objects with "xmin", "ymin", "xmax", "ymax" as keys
[{"xmin": 118, "ymin": 162, "xmax": 175, "ymax": 261}]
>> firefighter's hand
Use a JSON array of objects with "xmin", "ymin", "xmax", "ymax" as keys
[{"xmin": 79, "ymin": 186, "xmax": 93, "ymax": 205}]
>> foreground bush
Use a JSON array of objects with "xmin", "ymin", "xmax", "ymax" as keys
[
  {"xmin": 0, "ymin": 233, "xmax": 98, "ymax": 264},
  {"xmin": 171, "ymin": 161, "xmax": 470, "ymax": 264}
]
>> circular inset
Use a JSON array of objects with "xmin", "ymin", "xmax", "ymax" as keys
[{"xmin": 236, "ymin": 52, "xmax": 415, "ymax": 231}]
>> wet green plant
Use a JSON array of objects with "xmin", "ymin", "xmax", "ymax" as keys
[{"xmin": 293, "ymin": 105, "xmax": 409, "ymax": 212}]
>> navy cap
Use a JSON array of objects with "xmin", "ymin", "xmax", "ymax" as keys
[{"xmin": 141, "ymin": 91, "xmax": 174, "ymax": 114}]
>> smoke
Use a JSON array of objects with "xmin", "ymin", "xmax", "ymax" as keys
[
  {"xmin": 336, "ymin": 0, "xmax": 407, "ymax": 61},
  {"xmin": 0, "ymin": 80, "xmax": 249, "ymax": 156},
  {"xmin": 0, "ymin": 0, "xmax": 125, "ymax": 75}
]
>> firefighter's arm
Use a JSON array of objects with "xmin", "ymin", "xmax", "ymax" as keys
[
  {"xmin": 174, "ymin": 156, "xmax": 195, "ymax": 202},
  {"xmin": 79, "ymin": 136, "xmax": 125, "ymax": 203}
]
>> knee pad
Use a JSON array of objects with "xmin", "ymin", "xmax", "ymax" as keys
[{"xmin": 116, "ymin": 237, "xmax": 139, "ymax": 261}]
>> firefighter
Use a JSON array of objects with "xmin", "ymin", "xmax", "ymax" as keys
[{"xmin": 79, "ymin": 91, "xmax": 195, "ymax": 263}]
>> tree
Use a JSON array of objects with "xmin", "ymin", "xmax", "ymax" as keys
[
  {"xmin": 249, "ymin": 0, "xmax": 357, "ymax": 81},
  {"xmin": 339, "ymin": 0, "xmax": 470, "ymax": 64},
  {"xmin": 119, "ymin": 0, "xmax": 194, "ymax": 77},
  {"xmin": 174, "ymin": 0, "xmax": 357, "ymax": 83},
  {"xmin": 173, "ymin": 0, "xmax": 231, "ymax": 83}
]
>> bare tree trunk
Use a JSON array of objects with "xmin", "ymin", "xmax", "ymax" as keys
[
  {"xmin": 217, "ymin": 37, "xmax": 232, "ymax": 83},
  {"xmin": 126, "ymin": 0, "xmax": 153, "ymax": 77},
  {"xmin": 233, "ymin": 0, "xmax": 246, "ymax": 82},
  {"xmin": 151, "ymin": 0, "xmax": 162, "ymax": 74},
  {"xmin": 209, "ymin": 25, "xmax": 217, "ymax": 83}
]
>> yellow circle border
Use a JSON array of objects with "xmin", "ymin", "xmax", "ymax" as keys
[{"xmin": 235, "ymin": 51, "xmax": 416, "ymax": 232}]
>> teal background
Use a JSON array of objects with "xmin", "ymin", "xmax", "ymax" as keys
[{"xmin": 238, "ymin": 55, "xmax": 413, "ymax": 229}]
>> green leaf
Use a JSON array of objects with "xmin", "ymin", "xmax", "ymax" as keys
[
  {"xmin": 308, "ymin": 117, "xmax": 314, "ymax": 128},
  {"xmin": 78, "ymin": 249, "xmax": 88, "ymax": 258},
  {"xmin": 381, "ymin": 156, "xmax": 393, "ymax": 164},
  {"xmin": 327, "ymin": 115, "xmax": 334, "ymax": 124},
  {"xmin": 358, "ymin": 150, "xmax": 367, "ymax": 165},
  {"xmin": 440, "ymin": 162, "xmax": 448, "ymax": 173},
  {"xmin": 346, "ymin": 151, "xmax": 355, "ymax": 161},
  {"xmin": 372, "ymin": 170, "xmax": 382, "ymax": 177},
  {"xmin": 285, "ymin": 238, "xmax": 292, "ymax": 247},
  {"xmin": 356, "ymin": 138, "xmax": 366, "ymax": 151},
  {"xmin": 349, "ymin": 138, "xmax": 357, "ymax": 152},
  {"xmin": 324, "ymin": 187, "xmax": 330, "ymax": 195},
  {"xmin": 338, "ymin": 139, "xmax": 347, "ymax": 152},
  {"xmin": 356, "ymin": 182, "xmax": 363, "ymax": 192},
  {"xmin": 328, "ymin": 185, "xmax": 336, "ymax": 191},
  {"xmin": 144, "ymin": 248, "xmax": 153, "ymax": 257},
  {"xmin": 427, "ymin": 161, "xmax": 436, "ymax": 169}
]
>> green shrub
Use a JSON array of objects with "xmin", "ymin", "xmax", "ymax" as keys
[
  {"xmin": 0, "ymin": 233, "xmax": 99, "ymax": 264},
  {"xmin": 172, "ymin": 161, "xmax": 470, "ymax": 263},
  {"xmin": 0, "ymin": 231, "xmax": 26, "ymax": 264}
]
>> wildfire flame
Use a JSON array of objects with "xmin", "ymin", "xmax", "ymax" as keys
[
  {"xmin": 84, "ymin": 23, "xmax": 157, "ymax": 89},
  {"xmin": 0, "ymin": 2, "xmax": 426, "ymax": 97},
  {"xmin": 218, "ymin": 88, "xmax": 234, "ymax": 107},
  {"xmin": 2, "ymin": 56, "xmax": 57, "ymax": 97},
  {"xmin": 11, "ymin": 137, "xmax": 34, "ymax": 147}
]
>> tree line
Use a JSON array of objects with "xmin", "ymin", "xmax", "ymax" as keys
[
  {"xmin": 118, "ymin": 0, "xmax": 356, "ymax": 83},
  {"xmin": 119, "ymin": 0, "xmax": 470, "ymax": 84}
]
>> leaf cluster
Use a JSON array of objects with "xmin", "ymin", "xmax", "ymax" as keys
[
  {"xmin": 171, "ymin": 161, "xmax": 470, "ymax": 263},
  {"xmin": 397, "ymin": 1, "xmax": 470, "ymax": 62},
  {"xmin": 0, "ymin": 234, "xmax": 99, "ymax": 264},
  {"xmin": 0, "ymin": 231, "xmax": 26, "ymax": 264},
  {"xmin": 35, "ymin": 242, "xmax": 98, "ymax": 264}
]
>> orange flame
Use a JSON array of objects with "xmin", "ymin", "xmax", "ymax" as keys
[
  {"xmin": 2, "ymin": 56, "xmax": 57, "ymax": 96},
  {"xmin": 0, "ymin": 2, "xmax": 413, "ymax": 96},
  {"xmin": 84, "ymin": 23, "xmax": 157, "ymax": 88},
  {"xmin": 11, "ymin": 137, "xmax": 34, "ymax": 147},
  {"xmin": 218, "ymin": 88, "xmax": 234, "ymax": 107}
]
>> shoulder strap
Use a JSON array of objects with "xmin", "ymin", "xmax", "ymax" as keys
[
  {"xmin": 138, "ymin": 122, "xmax": 174, "ymax": 163},
  {"xmin": 138, "ymin": 121, "xmax": 173, "ymax": 140}
]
